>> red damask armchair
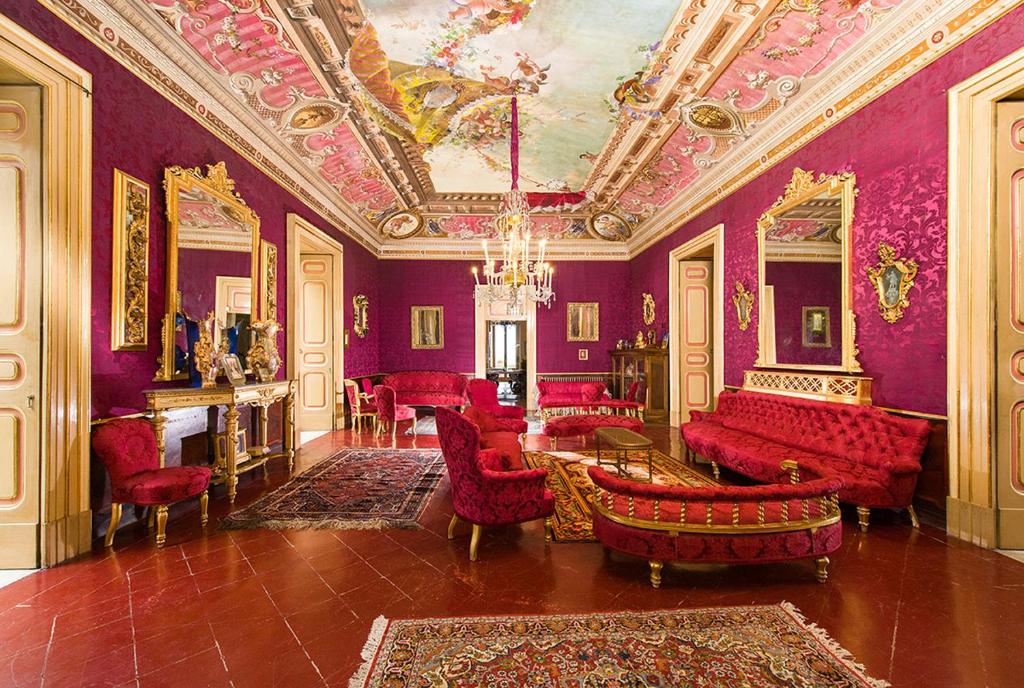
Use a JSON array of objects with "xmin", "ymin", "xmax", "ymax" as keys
[
  {"xmin": 344, "ymin": 379, "xmax": 378, "ymax": 433},
  {"xmin": 435, "ymin": 407, "xmax": 554, "ymax": 561},
  {"xmin": 373, "ymin": 384, "xmax": 417, "ymax": 442},
  {"xmin": 92, "ymin": 418, "xmax": 211, "ymax": 548},
  {"xmin": 466, "ymin": 379, "xmax": 526, "ymax": 420}
]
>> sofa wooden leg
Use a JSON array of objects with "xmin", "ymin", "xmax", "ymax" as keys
[
  {"xmin": 447, "ymin": 514, "xmax": 460, "ymax": 540},
  {"xmin": 155, "ymin": 505, "xmax": 169, "ymax": 547},
  {"xmin": 469, "ymin": 524, "xmax": 483, "ymax": 561},
  {"xmin": 815, "ymin": 555, "xmax": 830, "ymax": 583},
  {"xmin": 907, "ymin": 505, "xmax": 920, "ymax": 529},
  {"xmin": 857, "ymin": 506, "xmax": 870, "ymax": 533},
  {"xmin": 648, "ymin": 560, "xmax": 663, "ymax": 588},
  {"xmin": 711, "ymin": 462, "xmax": 720, "ymax": 481},
  {"xmin": 105, "ymin": 503, "xmax": 122, "ymax": 548},
  {"xmin": 544, "ymin": 517, "xmax": 553, "ymax": 544},
  {"xmin": 200, "ymin": 490, "xmax": 209, "ymax": 527},
  {"xmin": 550, "ymin": 437, "xmax": 557, "ymax": 451}
]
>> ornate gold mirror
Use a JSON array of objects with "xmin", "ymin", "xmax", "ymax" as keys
[
  {"xmin": 155, "ymin": 162, "xmax": 261, "ymax": 382},
  {"xmin": 755, "ymin": 168, "xmax": 861, "ymax": 373}
]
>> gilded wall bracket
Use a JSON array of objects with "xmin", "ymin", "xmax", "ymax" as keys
[{"xmin": 866, "ymin": 242, "xmax": 918, "ymax": 324}]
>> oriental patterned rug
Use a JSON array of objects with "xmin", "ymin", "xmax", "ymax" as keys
[
  {"xmin": 350, "ymin": 604, "xmax": 888, "ymax": 688},
  {"xmin": 523, "ymin": 449, "xmax": 719, "ymax": 542},
  {"xmin": 221, "ymin": 448, "xmax": 446, "ymax": 531}
]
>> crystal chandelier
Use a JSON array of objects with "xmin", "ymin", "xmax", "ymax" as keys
[{"xmin": 472, "ymin": 96, "xmax": 554, "ymax": 311}]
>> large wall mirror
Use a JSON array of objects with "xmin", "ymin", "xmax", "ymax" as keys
[
  {"xmin": 155, "ymin": 162, "xmax": 261, "ymax": 382},
  {"xmin": 755, "ymin": 167, "xmax": 861, "ymax": 373}
]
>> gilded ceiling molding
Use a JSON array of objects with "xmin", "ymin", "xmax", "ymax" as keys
[
  {"xmin": 627, "ymin": 0, "xmax": 1021, "ymax": 256},
  {"xmin": 39, "ymin": 0, "xmax": 382, "ymax": 253}
]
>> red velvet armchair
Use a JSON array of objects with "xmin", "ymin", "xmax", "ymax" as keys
[
  {"xmin": 435, "ymin": 407, "xmax": 554, "ymax": 561},
  {"xmin": 92, "ymin": 419, "xmax": 211, "ymax": 547},
  {"xmin": 344, "ymin": 379, "xmax": 378, "ymax": 433},
  {"xmin": 466, "ymin": 379, "xmax": 526, "ymax": 420},
  {"xmin": 373, "ymin": 384, "xmax": 417, "ymax": 441}
]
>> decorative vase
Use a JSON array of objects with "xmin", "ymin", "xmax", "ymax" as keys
[
  {"xmin": 193, "ymin": 311, "xmax": 221, "ymax": 388},
  {"xmin": 249, "ymin": 319, "xmax": 282, "ymax": 382}
]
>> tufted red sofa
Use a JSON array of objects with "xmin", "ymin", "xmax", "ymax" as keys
[
  {"xmin": 589, "ymin": 463, "xmax": 843, "ymax": 586},
  {"xmin": 543, "ymin": 414, "xmax": 643, "ymax": 450},
  {"xmin": 381, "ymin": 370, "xmax": 468, "ymax": 408},
  {"xmin": 681, "ymin": 391, "xmax": 930, "ymax": 531}
]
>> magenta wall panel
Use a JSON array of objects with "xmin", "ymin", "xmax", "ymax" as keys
[
  {"xmin": 2, "ymin": 2, "xmax": 381, "ymax": 417},
  {"xmin": 630, "ymin": 5, "xmax": 1024, "ymax": 415}
]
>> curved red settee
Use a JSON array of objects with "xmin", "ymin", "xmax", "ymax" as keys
[
  {"xmin": 589, "ymin": 464, "xmax": 843, "ymax": 587},
  {"xmin": 681, "ymin": 391, "xmax": 930, "ymax": 530},
  {"xmin": 381, "ymin": 370, "xmax": 468, "ymax": 408}
]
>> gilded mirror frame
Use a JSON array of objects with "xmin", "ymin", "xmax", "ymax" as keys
[
  {"xmin": 155, "ymin": 162, "xmax": 261, "ymax": 381},
  {"xmin": 755, "ymin": 167, "xmax": 861, "ymax": 373}
]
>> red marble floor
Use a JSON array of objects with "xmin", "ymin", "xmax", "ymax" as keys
[{"xmin": 1, "ymin": 424, "xmax": 1022, "ymax": 688}]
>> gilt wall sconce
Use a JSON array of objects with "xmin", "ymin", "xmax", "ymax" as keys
[
  {"xmin": 732, "ymin": 282, "xmax": 754, "ymax": 331},
  {"xmin": 642, "ymin": 293, "xmax": 656, "ymax": 326},
  {"xmin": 353, "ymin": 294, "xmax": 369, "ymax": 338},
  {"xmin": 260, "ymin": 240, "xmax": 278, "ymax": 322},
  {"xmin": 866, "ymin": 242, "xmax": 918, "ymax": 324},
  {"xmin": 110, "ymin": 169, "xmax": 150, "ymax": 351}
]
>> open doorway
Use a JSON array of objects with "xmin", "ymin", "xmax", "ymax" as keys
[
  {"xmin": 486, "ymin": 320, "xmax": 527, "ymax": 407},
  {"xmin": 668, "ymin": 224, "xmax": 725, "ymax": 426}
]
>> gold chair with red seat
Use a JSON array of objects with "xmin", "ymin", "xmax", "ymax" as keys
[
  {"xmin": 373, "ymin": 384, "xmax": 417, "ymax": 441},
  {"xmin": 92, "ymin": 418, "xmax": 211, "ymax": 547}
]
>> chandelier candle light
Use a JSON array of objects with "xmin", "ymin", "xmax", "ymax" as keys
[{"xmin": 472, "ymin": 96, "xmax": 555, "ymax": 311}]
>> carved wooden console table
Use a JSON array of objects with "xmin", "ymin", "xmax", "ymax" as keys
[{"xmin": 143, "ymin": 380, "xmax": 296, "ymax": 503}]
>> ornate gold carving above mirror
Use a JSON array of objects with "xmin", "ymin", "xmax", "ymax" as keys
[
  {"xmin": 156, "ymin": 162, "xmax": 261, "ymax": 382},
  {"xmin": 866, "ymin": 243, "xmax": 918, "ymax": 324},
  {"xmin": 642, "ymin": 293, "xmax": 656, "ymax": 326},
  {"xmin": 732, "ymin": 282, "xmax": 753, "ymax": 331},
  {"xmin": 111, "ymin": 170, "xmax": 150, "ymax": 351},
  {"xmin": 755, "ymin": 167, "xmax": 861, "ymax": 373},
  {"xmin": 353, "ymin": 294, "xmax": 369, "ymax": 338},
  {"xmin": 567, "ymin": 302, "xmax": 599, "ymax": 342}
]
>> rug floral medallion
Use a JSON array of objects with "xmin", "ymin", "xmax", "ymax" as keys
[
  {"xmin": 221, "ymin": 448, "xmax": 446, "ymax": 530},
  {"xmin": 524, "ymin": 449, "xmax": 719, "ymax": 542},
  {"xmin": 351, "ymin": 605, "xmax": 888, "ymax": 688}
]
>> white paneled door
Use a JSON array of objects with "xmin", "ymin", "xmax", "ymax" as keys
[
  {"xmin": 0, "ymin": 85, "xmax": 42, "ymax": 567},
  {"xmin": 298, "ymin": 254, "xmax": 335, "ymax": 432},
  {"xmin": 677, "ymin": 260, "xmax": 714, "ymax": 424},
  {"xmin": 995, "ymin": 101, "xmax": 1024, "ymax": 549}
]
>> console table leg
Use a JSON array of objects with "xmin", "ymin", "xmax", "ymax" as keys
[
  {"xmin": 224, "ymin": 405, "xmax": 240, "ymax": 504},
  {"xmin": 283, "ymin": 388, "xmax": 295, "ymax": 471},
  {"xmin": 151, "ymin": 410, "xmax": 167, "ymax": 468}
]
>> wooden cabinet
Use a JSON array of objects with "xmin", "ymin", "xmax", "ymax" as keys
[{"xmin": 611, "ymin": 349, "xmax": 669, "ymax": 424}]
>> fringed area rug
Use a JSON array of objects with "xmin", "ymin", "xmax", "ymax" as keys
[
  {"xmin": 524, "ymin": 449, "xmax": 719, "ymax": 542},
  {"xmin": 407, "ymin": 414, "xmax": 544, "ymax": 436},
  {"xmin": 221, "ymin": 448, "xmax": 446, "ymax": 531},
  {"xmin": 350, "ymin": 605, "xmax": 889, "ymax": 688}
]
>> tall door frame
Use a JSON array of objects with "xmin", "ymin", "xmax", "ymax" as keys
[
  {"xmin": 0, "ymin": 15, "xmax": 92, "ymax": 567},
  {"xmin": 668, "ymin": 224, "xmax": 725, "ymax": 427},
  {"xmin": 948, "ymin": 46, "xmax": 1024, "ymax": 548},
  {"xmin": 285, "ymin": 213, "xmax": 344, "ymax": 442},
  {"xmin": 474, "ymin": 287, "xmax": 537, "ymax": 411}
]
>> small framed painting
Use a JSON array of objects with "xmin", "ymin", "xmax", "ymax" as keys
[
  {"xmin": 802, "ymin": 306, "xmax": 831, "ymax": 348},
  {"xmin": 222, "ymin": 354, "xmax": 246, "ymax": 385},
  {"xmin": 411, "ymin": 306, "xmax": 444, "ymax": 349},
  {"xmin": 578, "ymin": 348, "xmax": 589, "ymax": 361}
]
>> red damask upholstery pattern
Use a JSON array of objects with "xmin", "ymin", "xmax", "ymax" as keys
[
  {"xmin": 588, "ymin": 466, "xmax": 841, "ymax": 577},
  {"xmin": 464, "ymin": 405, "xmax": 528, "ymax": 435},
  {"xmin": 381, "ymin": 371, "xmax": 468, "ymax": 407},
  {"xmin": 466, "ymin": 379, "xmax": 527, "ymax": 420},
  {"xmin": 544, "ymin": 414, "xmax": 644, "ymax": 439},
  {"xmin": 681, "ymin": 391, "xmax": 930, "ymax": 508},
  {"xmin": 373, "ymin": 385, "xmax": 416, "ymax": 425},
  {"xmin": 536, "ymin": 380, "xmax": 608, "ymax": 409},
  {"xmin": 436, "ymin": 408, "xmax": 553, "ymax": 527},
  {"xmin": 92, "ymin": 419, "xmax": 211, "ymax": 506}
]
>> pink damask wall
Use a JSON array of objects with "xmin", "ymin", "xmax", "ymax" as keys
[
  {"xmin": 378, "ymin": 260, "xmax": 631, "ymax": 375},
  {"xmin": 3, "ymin": 3, "xmax": 381, "ymax": 417},
  {"xmin": 629, "ymin": 4, "xmax": 1024, "ymax": 415}
]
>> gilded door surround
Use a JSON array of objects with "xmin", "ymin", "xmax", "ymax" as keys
[
  {"xmin": 0, "ymin": 14, "xmax": 93, "ymax": 567},
  {"xmin": 35, "ymin": 0, "xmax": 1023, "ymax": 261},
  {"xmin": 668, "ymin": 224, "xmax": 724, "ymax": 428},
  {"xmin": 947, "ymin": 45, "xmax": 1024, "ymax": 549},
  {"xmin": 285, "ymin": 213, "xmax": 345, "ymax": 442}
]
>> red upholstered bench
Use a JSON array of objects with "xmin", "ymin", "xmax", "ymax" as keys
[
  {"xmin": 681, "ymin": 390, "xmax": 930, "ymax": 532},
  {"xmin": 543, "ymin": 414, "xmax": 643, "ymax": 450},
  {"xmin": 537, "ymin": 380, "xmax": 606, "ymax": 419},
  {"xmin": 381, "ymin": 370, "xmax": 468, "ymax": 408},
  {"xmin": 589, "ymin": 462, "xmax": 843, "ymax": 587}
]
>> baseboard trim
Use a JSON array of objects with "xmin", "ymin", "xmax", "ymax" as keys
[
  {"xmin": 42, "ymin": 509, "xmax": 93, "ymax": 567},
  {"xmin": 946, "ymin": 497, "xmax": 996, "ymax": 548}
]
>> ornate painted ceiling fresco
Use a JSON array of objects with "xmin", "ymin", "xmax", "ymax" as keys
[{"xmin": 138, "ymin": 0, "xmax": 909, "ymax": 245}]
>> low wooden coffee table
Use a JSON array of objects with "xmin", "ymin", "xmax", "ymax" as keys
[{"xmin": 594, "ymin": 427, "xmax": 654, "ymax": 481}]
